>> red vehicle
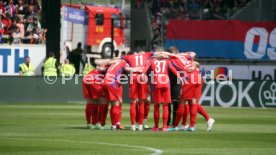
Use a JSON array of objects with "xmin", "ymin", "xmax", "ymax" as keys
[{"xmin": 62, "ymin": 4, "xmax": 126, "ymax": 58}]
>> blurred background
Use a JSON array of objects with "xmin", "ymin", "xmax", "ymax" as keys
[{"xmin": 0, "ymin": 0, "xmax": 275, "ymax": 108}]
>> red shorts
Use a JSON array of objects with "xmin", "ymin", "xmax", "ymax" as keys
[
  {"xmin": 129, "ymin": 80, "xmax": 148, "ymax": 99},
  {"xmin": 180, "ymin": 83, "xmax": 202, "ymax": 101},
  {"xmin": 82, "ymin": 80, "xmax": 102, "ymax": 99},
  {"xmin": 103, "ymin": 84, "xmax": 123, "ymax": 102},
  {"xmin": 153, "ymin": 87, "xmax": 171, "ymax": 103}
]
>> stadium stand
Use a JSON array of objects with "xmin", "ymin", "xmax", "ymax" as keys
[
  {"xmin": 145, "ymin": 0, "xmax": 251, "ymax": 48},
  {"xmin": 0, "ymin": 0, "xmax": 46, "ymax": 45}
]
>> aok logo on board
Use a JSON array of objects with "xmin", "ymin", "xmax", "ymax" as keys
[{"xmin": 200, "ymin": 81, "xmax": 276, "ymax": 108}]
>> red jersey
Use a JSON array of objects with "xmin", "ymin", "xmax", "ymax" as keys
[
  {"xmin": 178, "ymin": 53, "xmax": 192, "ymax": 61},
  {"xmin": 103, "ymin": 61, "xmax": 128, "ymax": 87},
  {"xmin": 144, "ymin": 58, "xmax": 178, "ymax": 88},
  {"xmin": 170, "ymin": 55, "xmax": 200, "ymax": 83},
  {"xmin": 121, "ymin": 52, "xmax": 153, "ymax": 79}
]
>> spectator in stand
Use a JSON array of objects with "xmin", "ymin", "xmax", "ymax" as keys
[
  {"xmin": 12, "ymin": 26, "xmax": 21, "ymax": 44},
  {"xmin": 2, "ymin": 13, "xmax": 12, "ymax": 35},
  {"xmin": 212, "ymin": 5, "xmax": 226, "ymax": 19},
  {"xmin": 25, "ymin": 15, "xmax": 40, "ymax": 44},
  {"xmin": 26, "ymin": 15, "xmax": 41, "ymax": 34},
  {"xmin": 0, "ymin": 16, "xmax": 4, "ymax": 43},
  {"xmin": 32, "ymin": 26, "xmax": 41, "ymax": 44},
  {"xmin": 187, "ymin": 0, "xmax": 201, "ymax": 19},
  {"xmin": 0, "ymin": 0, "xmax": 42, "ymax": 44},
  {"xmin": 25, "ymin": 4, "xmax": 36, "ymax": 23},
  {"xmin": 16, "ymin": 0, "xmax": 27, "ymax": 17},
  {"xmin": 27, "ymin": 0, "xmax": 40, "ymax": 14},
  {"xmin": 177, "ymin": 5, "xmax": 190, "ymax": 20},
  {"xmin": 16, "ymin": 16, "xmax": 24, "ymax": 37},
  {"xmin": 5, "ymin": 0, "xmax": 17, "ymax": 18},
  {"xmin": 0, "ymin": 0, "xmax": 5, "ymax": 14}
]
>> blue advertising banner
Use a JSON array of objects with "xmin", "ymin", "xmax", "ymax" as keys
[{"xmin": 63, "ymin": 7, "xmax": 88, "ymax": 25}]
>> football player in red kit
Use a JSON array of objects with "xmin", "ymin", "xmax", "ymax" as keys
[
  {"xmin": 143, "ymin": 54, "xmax": 179, "ymax": 132},
  {"xmin": 121, "ymin": 49, "xmax": 153, "ymax": 131},
  {"xmin": 102, "ymin": 59, "xmax": 141, "ymax": 130},
  {"xmin": 164, "ymin": 51, "xmax": 214, "ymax": 132},
  {"xmin": 160, "ymin": 52, "xmax": 200, "ymax": 132},
  {"xmin": 178, "ymin": 53, "xmax": 215, "ymax": 132},
  {"xmin": 82, "ymin": 65, "xmax": 106, "ymax": 129}
]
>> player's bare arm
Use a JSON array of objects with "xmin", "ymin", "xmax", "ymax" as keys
[
  {"xmin": 154, "ymin": 51, "xmax": 175, "ymax": 57},
  {"xmin": 184, "ymin": 51, "xmax": 196, "ymax": 60},
  {"xmin": 124, "ymin": 66, "xmax": 143, "ymax": 73}
]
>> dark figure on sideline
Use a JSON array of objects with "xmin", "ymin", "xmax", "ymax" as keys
[{"xmin": 68, "ymin": 42, "xmax": 85, "ymax": 75}]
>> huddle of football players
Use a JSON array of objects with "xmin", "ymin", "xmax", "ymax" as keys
[{"xmin": 82, "ymin": 47, "xmax": 215, "ymax": 132}]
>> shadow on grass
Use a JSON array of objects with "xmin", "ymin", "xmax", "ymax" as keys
[{"xmin": 64, "ymin": 126, "xmax": 153, "ymax": 131}]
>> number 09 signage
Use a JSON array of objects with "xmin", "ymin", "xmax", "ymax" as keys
[{"xmin": 244, "ymin": 28, "xmax": 276, "ymax": 60}]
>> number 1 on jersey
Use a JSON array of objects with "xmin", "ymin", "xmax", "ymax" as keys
[{"xmin": 135, "ymin": 55, "xmax": 143, "ymax": 66}]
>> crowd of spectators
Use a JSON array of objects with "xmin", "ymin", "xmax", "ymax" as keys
[
  {"xmin": 146, "ymin": 0, "xmax": 250, "ymax": 47},
  {"xmin": 0, "ymin": 0, "xmax": 46, "ymax": 45}
]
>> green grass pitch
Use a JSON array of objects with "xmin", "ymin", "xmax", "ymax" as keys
[{"xmin": 0, "ymin": 103, "xmax": 276, "ymax": 155}]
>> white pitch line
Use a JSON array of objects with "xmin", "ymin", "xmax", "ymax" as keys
[{"xmin": 4, "ymin": 138, "xmax": 163, "ymax": 155}]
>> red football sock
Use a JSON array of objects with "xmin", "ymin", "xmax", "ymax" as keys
[
  {"xmin": 118, "ymin": 103, "xmax": 122, "ymax": 123},
  {"xmin": 162, "ymin": 104, "xmax": 169, "ymax": 129},
  {"xmin": 138, "ymin": 102, "xmax": 145, "ymax": 125},
  {"xmin": 153, "ymin": 104, "xmax": 160, "ymax": 128},
  {"xmin": 181, "ymin": 104, "xmax": 190, "ymax": 126},
  {"xmin": 111, "ymin": 105, "xmax": 120, "ymax": 126},
  {"xmin": 85, "ymin": 103, "xmax": 93, "ymax": 124},
  {"xmin": 144, "ymin": 101, "xmax": 150, "ymax": 119},
  {"xmin": 91, "ymin": 104, "xmax": 99, "ymax": 125},
  {"xmin": 130, "ymin": 102, "xmax": 136, "ymax": 125},
  {"xmin": 110, "ymin": 106, "xmax": 113, "ymax": 124},
  {"xmin": 197, "ymin": 104, "xmax": 210, "ymax": 121},
  {"xmin": 189, "ymin": 104, "xmax": 198, "ymax": 127},
  {"xmin": 136, "ymin": 103, "xmax": 139, "ymax": 123},
  {"xmin": 97, "ymin": 105, "xmax": 101, "ymax": 124},
  {"xmin": 173, "ymin": 104, "xmax": 185, "ymax": 127},
  {"xmin": 100, "ymin": 104, "xmax": 109, "ymax": 126}
]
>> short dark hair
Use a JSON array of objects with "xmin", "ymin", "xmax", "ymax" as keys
[
  {"xmin": 77, "ymin": 42, "xmax": 82, "ymax": 48},
  {"xmin": 121, "ymin": 51, "xmax": 126, "ymax": 56},
  {"xmin": 49, "ymin": 52, "xmax": 55, "ymax": 57},
  {"xmin": 114, "ymin": 50, "xmax": 119, "ymax": 57},
  {"xmin": 127, "ymin": 51, "xmax": 134, "ymax": 55}
]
